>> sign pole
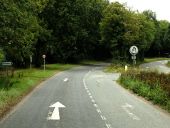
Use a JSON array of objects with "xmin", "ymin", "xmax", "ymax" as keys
[
  {"xmin": 42, "ymin": 55, "xmax": 46, "ymax": 71},
  {"xmin": 30, "ymin": 55, "xmax": 32, "ymax": 69},
  {"xmin": 129, "ymin": 46, "xmax": 138, "ymax": 67},
  {"xmin": 44, "ymin": 58, "xmax": 45, "ymax": 71}
]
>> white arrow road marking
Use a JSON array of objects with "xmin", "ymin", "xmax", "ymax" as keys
[
  {"xmin": 122, "ymin": 103, "xmax": 140, "ymax": 121},
  {"xmin": 63, "ymin": 78, "xmax": 69, "ymax": 82},
  {"xmin": 48, "ymin": 102, "xmax": 66, "ymax": 120}
]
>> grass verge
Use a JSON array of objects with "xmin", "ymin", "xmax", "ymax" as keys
[
  {"xmin": 167, "ymin": 61, "xmax": 170, "ymax": 67},
  {"xmin": 144, "ymin": 57, "xmax": 170, "ymax": 63},
  {"xmin": 0, "ymin": 64, "xmax": 76, "ymax": 119},
  {"xmin": 119, "ymin": 70, "xmax": 170, "ymax": 112}
]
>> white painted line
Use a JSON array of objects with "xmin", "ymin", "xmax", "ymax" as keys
[
  {"xmin": 122, "ymin": 103, "xmax": 140, "ymax": 121},
  {"xmin": 123, "ymin": 103, "xmax": 134, "ymax": 109},
  {"xmin": 91, "ymin": 99, "xmax": 95, "ymax": 103},
  {"xmin": 48, "ymin": 102, "xmax": 65, "ymax": 120},
  {"xmin": 89, "ymin": 96, "xmax": 93, "ymax": 99},
  {"xmin": 96, "ymin": 109, "xmax": 102, "ymax": 114},
  {"xmin": 63, "ymin": 78, "xmax": 69, "ymax": 82},
  {"xmin": 106, "ymin": 123, "xmax": 112, "ymax": 128},
  {"xmin": 100, "ymin": 115, "xmax": 106, "ymax": 121},
  {"xmin": 93, "ymin": 104, "xmax": 98, "ymax": 108},
  {"xmin": 88, "ymin": 92, "xmax": 91, "ymax": 96},
  {"xmin": 85, "ymin": 87, "xmax": 88, "ymax": 90},
  {"xmin": 86, "ymin": 90, "xmax": 90, "ymax": 93}
]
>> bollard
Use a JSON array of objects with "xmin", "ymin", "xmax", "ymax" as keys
[{"xmin": 125, "ymin": 65, "xmax": 128, "ymax": 71}]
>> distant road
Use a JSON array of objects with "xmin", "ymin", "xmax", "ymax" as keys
[
  {"xmin": 140, "ymin": 60, "xmax": 170, "ymax": 74},
  {"xmin": 1, "ymin": 63, "xmax": 170, "ymax": 128}
]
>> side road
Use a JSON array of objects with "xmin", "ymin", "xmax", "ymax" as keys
[{"xmin": 140, "ymin": 60, "xmax": 170, "ymax": 74}]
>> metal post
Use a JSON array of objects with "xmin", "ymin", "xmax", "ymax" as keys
[
  {"xmin": 44, "ymin": 58, "xmax": 45, "ymax": 71},
  {"xmin": 30, "ymin": 55, "xmax": 32, "ymax": 69}
]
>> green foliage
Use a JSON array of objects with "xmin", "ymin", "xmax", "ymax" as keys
[
  {"xmin": 163, "ymin": 25, "xmax": 170, "ymax": 53},
  {"xmin": 0, "ymin": 0, "xmax": 169, "ymax": 67},
  {"xmin": 120, "ymin": 70, "xmax": 170, "ymax": 111},
  {"xmin": 167, "ymin": 61, "xmax": 170, "ymax": 67},
  {"xmin": 0, "ymin": 49, "xmax": 5, "ymax": 62},
  {"xmin": 100, "ymin": 3, "xmax": 156, "ymax": 60}
]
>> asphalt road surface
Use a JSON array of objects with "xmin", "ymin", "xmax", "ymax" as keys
[
  {"xmin": 140, "ymin": 60, "xmax": 170, "ymax": 74},
  {"xmin": 1, "ymin": 63, "xmax": 170, "ymax": 128}
]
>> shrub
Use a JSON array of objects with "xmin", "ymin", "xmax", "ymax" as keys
[{"xmin": 120, "ymin": 70, "xmax": 170, "ymax": 111}]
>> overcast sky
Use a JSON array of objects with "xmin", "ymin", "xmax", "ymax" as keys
[{"xmin": 109, "ymin": 0, "xmax": 170, "ymax": 21}]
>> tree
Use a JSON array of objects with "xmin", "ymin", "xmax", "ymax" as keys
[
  {"xmin": 163, "ymin": 24, "xmax": 170, "ymax": 53},
  {"xmin": 0, "ymin": 0, "xmax": 49, "ymax": 67},
  {"xmin": 148, "ymin": 20, "xmax": 169, "ymax": 56},
  {"xmin": 100, "ymin": 2, "xmax": 156, "ymax": 61}
]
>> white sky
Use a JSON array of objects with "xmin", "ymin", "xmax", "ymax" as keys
[{"xmin": 109, "ymin": 0, "xmax": 170, "ymax": 21}]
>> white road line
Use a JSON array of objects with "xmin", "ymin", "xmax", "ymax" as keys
[
  {"xmin": 96, "ymin": 109, "xmax": 102, "ymax": 114},
  {"xmin": 63, "ymin": 78, "xmax": 69, "ymax": 82},
  {"xmin": 86, "ymin": 90, "xmax": 90, "ymax": 93},
  {"xmin": 84, "ymin": 86, "xmax": 87, "ymax": 89},
  {"xmin": 100, "ymin": 115, "xmax": 107, "ymax": 121},
  {"xmin": 93, "ymin": 104, "xmax": 98, "ymax": 108},
  {"xmin": 91, "ymin": 99, "xmax": 95, "ymax": 103},
  {"xmin": 88, "ymin": 92, "xmax": 92, "ymax": 96},
  {"xmin": 106, "ymin": 123, "xmax": 112, "ymax": 128},
  {"xmin": 83, "ymin": 70, "xmax": 113, "ymax": 128},
  {"xmin": 89, "ymin": 95, "xmax": 93, "ymax": 99},
  {"xmin": 122, "ymin": 103, "xmax": 140, "ymax": 121}
]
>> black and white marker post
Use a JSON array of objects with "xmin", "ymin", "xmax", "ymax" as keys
[{"xmin": 129, "ymin": 46, "xmax": 138, "ymax": 66}]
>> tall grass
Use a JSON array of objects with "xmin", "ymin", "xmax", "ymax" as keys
[
  {"xmin": 120, "ymin": 70, "xmax": 170, "ymax": 111},
  {"xmin": 167, "ymin": 61, "xmax": 170, "ymax": 67}
]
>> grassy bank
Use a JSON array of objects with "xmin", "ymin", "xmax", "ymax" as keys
[
  {"xmin": 119, "ymin": 70, "xmax": 170, "ymax": 112},
  {"xmin": 144, "ymin": 57, "xmax": 170, "ymax": 63},
  {"xmin": 0, "ymin": 64, "xmax": 76, "ymax": 119},
  {"xmin": 167, "ymin": 61, "xmax": 170, "ymax": 67},
  {"xmin": 105, "ymin": 59, "xmax": 170, "ymax": 112}
]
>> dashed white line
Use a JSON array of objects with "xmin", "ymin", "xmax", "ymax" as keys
[
  {"xmin": 86, "ymin": 90, "xmax": 90, "ymax": 93},
  {"xmin": 83, "ymin": 70, "xmax": 113, "ymax": 128},
  {"xmin": 122, "ymin": 103, "xmax": 140, "ymax": 121},
  {"xmin": 93, "ymin": 104, "xmax": 98, "ymax": 108},
  {"xmin": 100, "ymin": 115, "xmax": 107, "ymax": 121},
  {"xmin": 96, "ymin": 109, "xmax": 102, "ymax": 114},
  {"xmin": 91, "ymin": 99, "xmax": 95, "ymax": 103},
  {"xmin": 88, "ymin": 92, "xmax": 92, "ymax": 96},
  {"xmin": 63, "ymin": 78, "xmax": 69, "ymax": 82},
  {"xmin": 89, "ymin": 95, "xmax": 93, "ymax": 99},
  {"xmin": 106, "ymin": 123, "xmax": 112, "ymax": 128}
]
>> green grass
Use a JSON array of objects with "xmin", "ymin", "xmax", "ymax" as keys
[
  {"xmin": 166, "ymin": 61, "xmax": 170, "ymax": 67},
  {"xmin": 0, "ymin": 64, "xmax": 77, "ymax": 118},
  {"xmin": 105, "ymin": 59, "xmax": 170, "ymax": 112},
  {"xmin": 119, "ymin": 71, "xmax": 170, "ymax": 112},
  {"xmin": 144, "ymin": 57, "xmax": 170, "ymax": 63},
  {"xmin": 104, "ymin": 59, "xmax": 131, "ymax": 73}
]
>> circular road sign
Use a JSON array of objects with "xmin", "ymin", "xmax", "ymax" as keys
[
  {"xmin": 42, "ymin": 54, "xmax": 46, "ymax": 59},
  {"xmin": 129, "ymin": 46, "xmax": 138, "ymax": 55}
]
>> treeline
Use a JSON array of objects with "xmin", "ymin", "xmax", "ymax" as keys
[{"xmin": 0, "ymin": 0, "xmax": 170, "ymax": 67}]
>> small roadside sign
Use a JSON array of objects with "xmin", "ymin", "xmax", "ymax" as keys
[
  {"xmin": 131, "ymin": 55, "xmax": 136, "ymax": 60},
  {"xmin": 129, "ymin": 46, "xmax": 138, "ymax": 55},
  {"xmin": 42, "ymin": 55, "xmax": 46, "ymax": 59},
  {"xmin": 129, "ymin": 46, "xmax": 138, "ymax": 66},
  {"xmin": 2, "ymin": 62, "xmax": 13, "ymax": 66}
]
